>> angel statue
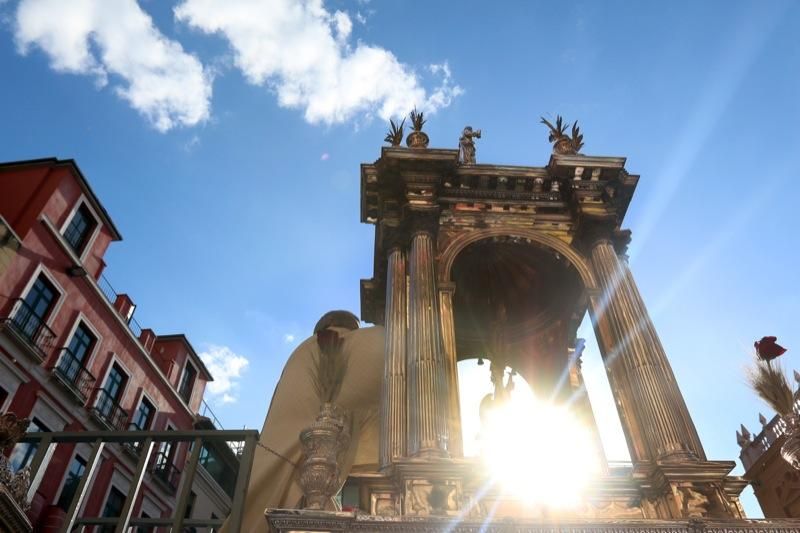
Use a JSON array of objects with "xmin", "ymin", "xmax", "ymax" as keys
[{"xmin": 458, "ymin": 126, "xmax": 481, "ymax": 165}]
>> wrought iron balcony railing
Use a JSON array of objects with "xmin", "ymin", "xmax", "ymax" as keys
[
  {"xmin": 1, "ymin": 298, "xmax": 57, "ymax": 360},
  {"xmin": 122, "ymin": 422, "xmax": 147, "ymax": 456},
  {"xmin": 152, "ymin": 451, "xmax": 182, "ymax": 494},
  {"xmin": 51, "ymin": 347, "xmax": 96, "ymax": 403},
  {"xmin": 17, "ymin": 428, "xmax": 257, "ymax": 532},
  {"xmin": 91, "ymin": 388, "xmax": 129, "ymax": 431}
]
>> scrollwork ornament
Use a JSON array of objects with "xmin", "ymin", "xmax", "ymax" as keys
[{"xmin": 0, "ymin": 413, "xmax": 29, "ymax": 449}]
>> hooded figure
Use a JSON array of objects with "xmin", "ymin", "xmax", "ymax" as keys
[{"xmin": 227, "ymin": 311, "xmax": 384, "ymax": 532}]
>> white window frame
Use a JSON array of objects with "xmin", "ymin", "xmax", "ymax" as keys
[
  {"xmin": 0, "ymin": 357, "xmax": 28, "ymax": 412},
  {"xmin": 139, "ymin": 495, "xmax": 164, "ymax": 526},
  {"xmin": 14, "ymin": 263, "xmax": 66, "ymax": 329},
  {"xmin": 178, "ymin": 359, "xmax": 198, "ymax": 406},
  {"xmin": 130, "ymin": 387, "xmax": 158, "ymax": 431},
  {"xmin": 158, "ymin": 419, "xmax": 179, "ymax": 460},
  {"xmin": 59, "ymin": 312, "xmax": 103, "ymax": 377},
  {"xmin": 98, "ymin": 474, "xmax": 130, "ymax": 523},
  {"xmin": 59, "ymin": 194, "xmax": 103, "ymax": 262},
  {"xmin": 31, "ymin": 392, "xmax": 69, "ymax": 432},
  {"xmin": 52, "ymin": 446, "xmax": 90, "ymax": 507},
  {"xmin": 93, "ymin": 353, "xmax": 132, "ymax": 416}
]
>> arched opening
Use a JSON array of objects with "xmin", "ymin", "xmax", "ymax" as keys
[
  {"xmin": 445, "ymin": 235, "xmax": 630, "ymax": 486},
  {"xmin": 449, "ymin": 236, "xmax": 584, "ymax": 400}
]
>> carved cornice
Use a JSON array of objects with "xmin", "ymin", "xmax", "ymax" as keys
[{"xmin": 266, "ymin": 509, "xmax": 800, "ymax": 533}]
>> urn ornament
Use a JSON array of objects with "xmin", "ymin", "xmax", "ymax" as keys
[
  {"xmin": 540, "ymin": 115, "xmax": 584, "ymax": 155},
  {"xmin": 298, "ymin": 328, "xmax": 351, "ymax": 509},
  {"xmin": 406, "ymin": 108, "xmax": 429, "ymax": 149},
  {"xmin": 298, "ymin": 403, "xmax": 350, "ymax": 510}
]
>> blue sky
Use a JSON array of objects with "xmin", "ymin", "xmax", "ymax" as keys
[{"xmin": 1, "ymin": 0, "xmax": 799, "ymax": 517}]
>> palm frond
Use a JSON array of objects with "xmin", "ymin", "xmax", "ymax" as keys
[
  {"xmin": 747, "ymin": 359, "xmax": 795, "ymax": 416},
  {"xmin": 572, "ymin": 122, "xmax": 584, "ymax": 151},
  {"xmin": 384, "ymin": 117, "xmax": 405, "ymax": 145},
  {"xmin": 540, "ymin": 116, "xmax": 556, "ymax": 133},
  {"xmin": 309, "ymin": 338, "xmax": 349, "ymax": 404},
  {"xmin": 409, "ymin": 107, "xmax": 426, "ymax": 131}
]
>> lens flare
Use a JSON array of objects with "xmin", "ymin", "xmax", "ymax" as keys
[{"xmin": 480, "ymin": 395, "xmax": 600, "ymax": 507}]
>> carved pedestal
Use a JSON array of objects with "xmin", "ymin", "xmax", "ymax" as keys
[{"xmin": 0, "ymin": 484, "xmax": 31, "ymax": 533}]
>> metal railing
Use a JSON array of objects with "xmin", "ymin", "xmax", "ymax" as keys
[
  {"xmin": 1, "ymin": 298, "xmax": 58, "ymax": 359},
  {"xmin": 18, "ymin": 428, "xmax": 257, "ymax": 533},
  {"xmin": 200, "ymin": 399, "xmax": 246, "ymax": 456},
  {"xmin": 98, "ymin": 274, "xmax": 144, "ymax": 338},
  {"xmin": 199, "ymin": 399, "xmax": 224, "ymax": 429},
  {"xmin": 91, "ymin": 389, "xmax": 129, "ymax": 431},
  {"xmin": 152, "ymin": 450, "xmax": 182, "ymax": 494},
  {"xmin": 122, "ymin": 422, "xmax": 148, "ymax": 456},
  {"xmin": 51, "ymin": 347, "xmax": 96, "ymax": 402}
]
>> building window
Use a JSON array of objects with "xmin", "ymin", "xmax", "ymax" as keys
[
  {"xmin": 95, "ymin": 363, "xmax": 128, "ymax": 429},
  {"xmin": 131, "ymin": 397, "xmax": 155, "ymax": 431},
  {"xmin": 58, "ymin": 321, "xmax": 97, "ymax": 384},
  {"xmin": 9, "ymin": 418, "xmax": 49, "ymax": 472},
  {"xmin": 178, "ymin": 363, "xmax": 197, "ymax": 403},
  {"xmin": 56, "ymin": 454, "xmax": 87, "ymax": 511},
  {"xmin": 100, "ymin": 486, "xmax": 126, "ymax": 533},
  {"xmin": 14, "ymin": 273, "xmax": 58, "ymax": 341},
  {"xmin": 63, "ymin": 203, "xmax": 97, "ymax": 256},
  {"xmin": 137, "ymin": 511, "xmax": 152, "ymax": 533}
]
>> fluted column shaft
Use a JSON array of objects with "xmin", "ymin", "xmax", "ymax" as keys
[
  {"xmin": 407, "ymin": 231, "xmax": 449, "ymax": 457},
  {"xmin": 590, "ymin": 239, "xmax": 705, "ymax": 462},
  {"xmin": 380, "ymin": 246, "xmax": 407, "ymax": 468},
  {"xmin": 438, "ymin": 283, "xmax": 462, "ymax": 458}
]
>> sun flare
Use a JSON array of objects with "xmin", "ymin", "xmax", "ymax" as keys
[{"xmin": 480, "ymin": 393, "xmax": 600, "ymax": 507}]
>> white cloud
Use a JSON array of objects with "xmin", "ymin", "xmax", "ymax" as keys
[
  {"xmin": 283, "ymin": 333, "xmax": 296, "ymax": 343},
  {"xmin": 174, "ymin": 0, "xmax": 461, "ymax": 125},
  {"xmin": 14, "ymin": 0, "xmax": 212, "ymax": 132},
  {"xmin": 199, "ymin": 344, "xmax": 250, "ymax": 404}
]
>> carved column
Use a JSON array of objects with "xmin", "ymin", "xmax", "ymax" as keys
[
  {"xmin": 380, "ymin": 246, "xmax": 407, "ymax": 468},
  {"xmin": 438, "ymin": 282, "xmax": 462, "ymax": 458},
  {"xmin": 589, "ymin": 238, "xmax": 705, "ymax": 462},
  {"xmin": 407, "ymin": 230, "xmax": 449, "ymax": 457}
]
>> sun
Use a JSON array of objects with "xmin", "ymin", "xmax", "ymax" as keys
[{"xmin": 479, "ymin": 390, "xmax": 601, "ymax": 508}]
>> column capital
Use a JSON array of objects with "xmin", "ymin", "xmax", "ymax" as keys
[
  {"xmin": 406, "ymin": 208, "xmax": 441, "ymax": 238},
  {"xmin": 382, "ymin": 224, "xmax": 409, "ymax": 252},
  {"xmin": 578, "ymin": 223, "xmax": 632, "ymax": 256}
]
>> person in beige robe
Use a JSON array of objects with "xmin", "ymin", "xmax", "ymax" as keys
[{"xmin": 230, "ymin": 312, "xmax": 384, "ymax": 532}]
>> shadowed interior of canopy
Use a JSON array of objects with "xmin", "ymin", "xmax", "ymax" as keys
[{"xmin": 450, "ymin": 237, "xmax": 584, "ymax": 397}]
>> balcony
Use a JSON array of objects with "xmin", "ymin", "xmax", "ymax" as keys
[
  {"xmin": 51, "ymin": 348, "xmax": 96, "ymax": 404},
  {"xmin": 122, "ymin": 422, "xmax": 147, "ymax": 457},
  {"xmin": 91, "ymin": 389, "xmax": 128, "ymax": 431},
  {"xmin": 16, "ymin": 428, "xmax": 257, "ymax": 531},
  {"xmin": 151, "ymin": 451, "xmax": 181, "ymax": 494},
  {"xmin": 0, "ymin": 298, "xmax": 57, "ymax": 361}
]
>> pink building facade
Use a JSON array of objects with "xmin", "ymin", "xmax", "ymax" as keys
[{"xmin": 0, "ymin": 158, "xmax": 233, "ymax": 530}]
